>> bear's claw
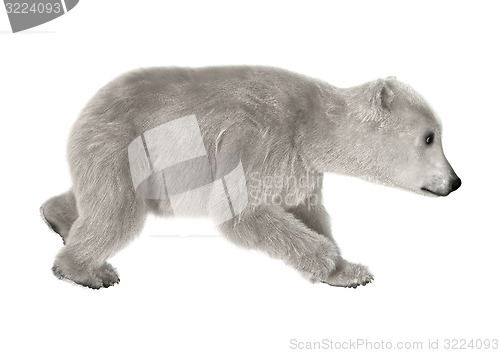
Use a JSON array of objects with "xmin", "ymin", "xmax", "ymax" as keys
[{"xmin": 321, "ymin": 259, "xmax": 374, "ymax": 289}]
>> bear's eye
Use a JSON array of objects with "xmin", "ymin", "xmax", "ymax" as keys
[{"xmin": 425, "ymin": 133, "xmax": 434, "ymax": 145}]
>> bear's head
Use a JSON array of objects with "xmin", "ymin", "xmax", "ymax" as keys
[{"xmin": 317, "ymin": 77, "xmax": 461, "ymax": 197}]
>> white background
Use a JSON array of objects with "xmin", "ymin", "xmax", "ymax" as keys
[{"xmin": 1, "ymin": 1, "xmax": 499, "ymax": 352}]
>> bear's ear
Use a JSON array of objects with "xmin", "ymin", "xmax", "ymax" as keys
[{"xmin": 375, "ymin": 79, "xmax": 395, "ymax": 111}]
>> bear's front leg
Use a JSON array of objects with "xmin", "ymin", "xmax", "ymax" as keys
[
  {"xmin": 288, "ymin": 201, "xmax": 374, "ymax": 288},
  {"xmin": 287, "ymin": 199, "xmax": 333, "ymax": 239},
  {"xmin": 219, "ymin": 205, "xmax": 340, "ymax": 282}
]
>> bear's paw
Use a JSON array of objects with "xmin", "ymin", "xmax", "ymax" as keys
[{"xmin": 322, "ymin": 259, "xmax": 374, "ymax": 289}]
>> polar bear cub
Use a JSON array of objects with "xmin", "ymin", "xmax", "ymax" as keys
[{"xmin": 41, "ymin": 66, "xmax": 461, "ymax": 289}]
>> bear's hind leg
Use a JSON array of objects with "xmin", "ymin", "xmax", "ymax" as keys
[
  {"xmin": 52, "ymin": 193, "xmax": 146, "ymax": 289},
  {"xmin": 40, "ymin": 190, "xmax": 78, "ymax": 244}
]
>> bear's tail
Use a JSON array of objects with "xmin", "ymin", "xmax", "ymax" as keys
[{"xmin": 40, "ymin": 190, "xmax": 78, "ymax": 245}]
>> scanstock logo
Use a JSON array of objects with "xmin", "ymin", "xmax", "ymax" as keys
[
  {"xmin": 3, "ymin": 0, "xmax": 79, "ymax": 33},
  {"xmin": 128, "ymin": 115, "xmax": 249, "ymax": 225}
]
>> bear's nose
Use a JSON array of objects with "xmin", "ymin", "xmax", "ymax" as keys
[{"xmin": 451, "ymin": 177, "xmax": 461, "ymax": 192}]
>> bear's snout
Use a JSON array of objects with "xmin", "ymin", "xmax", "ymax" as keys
[
  {"xmin": 450, "ymin": 176, "xmax": 461, "ymax": 192},
  {"xmin": 421, "ymin": 173, "xmax": 461, "ymax": 197}
]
